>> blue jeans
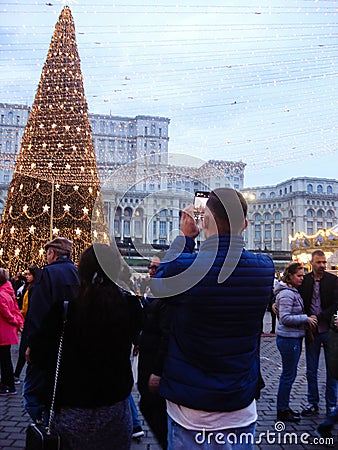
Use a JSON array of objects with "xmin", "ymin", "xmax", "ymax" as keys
[
  {"xmin": 23, "ymin": 363, "xmax": 47, "ymax": 422},
  {"xmin": 276, "ymin": 336, "xmax": 302, "ymax": 411},
  {"xmin": 305, "ymin": 331, "xmax": 337, "ymax": 408},
  {"xmin": 129, "ymin": 394, "xmax": 142, "ymax": 428},
  {"xmin": 321, "ymin": 406, "xmax": 338, "ymax": 429},
  {"xmin": 167, "ymin": 415, "xmax": 256, "ymax": 450}
]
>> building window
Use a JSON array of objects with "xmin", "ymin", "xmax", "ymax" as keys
[
  {"xmin": 260, "ymin": 192, "xmax": 266, "ymax": 198},
  {"xmin": 114, "ymin": 219, "xmax": 120, "ymax": 234},
  {"xmin": 307, "ymin": 221, "xmax": 313, "ymax": 234},
  {"xmin": 327, "ymin": 222, "xmax": 332, "ymax": 228},
  {"xmin": 290, "ymin": 186, "xmax": 292, "ymax": 192},
  {"xmin": 145, "ymin": 126, "xmax": 148, "ymax": 135},
  {"xmin": 254, "ymin": 213, "xmax": 261, "ymax": 222},
  {"xmin": 264, "ymin": 224, "xmax": 271, "ymax": 239},
  {"xmin": 134, "ymin": 221, "xmax": 141, "ymax": 236},
  {"xmin": 159, "ymin": 127, "xmax": 162, "ymax": 137},
  {"xmin": 317, "ymin": 221, "xmax": 323, "ymax": 230},
  {"xmin": 307, "ymin": 209, "xmax": 314, "ymax": 218},
  {"xmin": 159, "ymin": 221, "xmax": 166, "ymax": 236},
  {"xmin": 274, "ymin": 212, "xmax": 282, "ymax": 220},
  {"xmin": 153, "ymin": 221, "xmax": 157, "ymax": 235},
  {"xmin": 270, "ymin": 192, "xmax": 275, "ymax": 198},
  {"xmin": 123, "ymin": 220, "xmax": 130, "ymax": 236},
  {"xmin": 317, "ymin": 185, "xmax": 323, "ymax": 194},
  {"xmin": 254, "ymin": 225, "xmax": 261, "ymax": 240},
  {"xmin": 327, "ymin": 185, "xmax": 333, "ymax": 194},
  {"xmin": 327, "ymin": 210, "xmax": 334, "ymax": 219},
  {"xmin": 264, "ymin": 213, "xmax": 271, "ymax": 221},
  {"xmin": 275, "ymin": 223, "xmax": 282, "ymax": 238},
  {"xmin": 317, "ymin": 209, "xmax": 324, "ymax": 218},
  {"xmin": 307, "ymin": 184, "xmax": 313, "ymax": 193},
  {"xmin": 151, "ymin": 124, "xmax": 156, "ymax": 134}
]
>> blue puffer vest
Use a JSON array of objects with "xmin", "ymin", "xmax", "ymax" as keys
[{"xmin": 153, "ymin": 234, "xmax": 275, "ymax": 412}]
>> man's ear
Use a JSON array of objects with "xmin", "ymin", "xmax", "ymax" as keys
[{"xmin": 240, "ymin": 218, "xmax": 248, "ymax": 233}]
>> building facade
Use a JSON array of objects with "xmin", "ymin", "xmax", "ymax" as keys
[
  {"xmin": 242, "ymin": 177, "xmax": 338, "ymax": 252},
  {"xmin": 0, "ymin": 103, "xmax": 245, "ymax": 247},
  {"xmin": 2, "ymin": 103, "xmax": 336, "ymax": 254}
]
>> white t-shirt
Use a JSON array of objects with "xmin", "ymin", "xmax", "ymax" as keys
[{"xmin": 167, "ymin": 399, "xmax": 257, "ymax": 431}]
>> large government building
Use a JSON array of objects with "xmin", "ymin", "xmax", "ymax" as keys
[
  {"xmin": 0, "ymin": 102, "xmax": 337, "ymax": 256},
  {"xmin": 0, "ymin": 103, "xmax": 245, "ymax": 248},
  {"xmin": 242, "ymin": 179, "xmax": 338, "ymax": 252}
]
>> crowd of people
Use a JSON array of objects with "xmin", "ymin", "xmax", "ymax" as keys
[{"xmin": 0, "ymin": 187, "xmax": 337, "ymax": 449}]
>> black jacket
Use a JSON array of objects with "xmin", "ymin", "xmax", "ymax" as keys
[
  {"xmin": 138, "ymin": 296, "xmax": 173, "ymax": 380},
  {"xmin": 299, "ymin": 271, "xmax": 338, "ymax": 326},
  {"xmin": 55, "ymin": 289, "xmax": 143, "ymax": 408},
  {"xmin": 24, "ymin": 257, "xmax": 80, "ymax": 368}
]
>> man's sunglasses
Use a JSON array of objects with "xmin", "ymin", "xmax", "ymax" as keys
[{"xmin": 148, "ymin": 265, "xmax": 158, "ymax": 270}]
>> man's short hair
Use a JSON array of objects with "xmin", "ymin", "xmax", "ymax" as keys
[
  {"xmin": 311, "ymin": 249, "xmax": 325, "ymax": 260},
  {"xmin": 206, "ymin": 187, "xmax": 247, "ymax": 233}
]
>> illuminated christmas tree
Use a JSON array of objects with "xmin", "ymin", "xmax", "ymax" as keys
[{"xmin": 0, "ymin": 6, "xmax": 109, "ymax": 273}]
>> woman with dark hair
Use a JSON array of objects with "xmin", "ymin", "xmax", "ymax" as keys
[
  {"xmin": 53, "ymin": 244, "xmax": 143, "ymax": 450},
  {"xmin": 275, "ymin": 262, "xmax": 317, "ymax": 422},
  {"xmin": 0, "ymin": 268, "xmax": 24, "ymax": 395},
  {"xmin": 14, "ymin": 265, "xmax": 40, "ymax": 382}
]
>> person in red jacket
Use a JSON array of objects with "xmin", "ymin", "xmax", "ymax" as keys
[{"xmin": 0, "ymin": 268, "xmax": 24, "ymax": 395}]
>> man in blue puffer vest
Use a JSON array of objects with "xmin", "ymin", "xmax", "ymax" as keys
[{"xmin": 151, "ymin": 188, "xmax": 275, "ymax": 450}]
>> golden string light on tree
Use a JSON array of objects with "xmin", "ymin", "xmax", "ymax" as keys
[{"xmin": 0, "ymin": 6, "xmax": 109, "ymax": 273}]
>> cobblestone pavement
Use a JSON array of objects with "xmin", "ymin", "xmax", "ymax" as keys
[{"xmin": 1, "ymin": 313, "xmax": 337, "ymax": 449}]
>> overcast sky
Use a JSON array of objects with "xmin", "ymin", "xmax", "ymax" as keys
[{"xmin": 0, "ymin": 0, "xmax": 337, "ymax": 187}]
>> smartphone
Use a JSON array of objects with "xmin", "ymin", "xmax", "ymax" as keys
[{"xmin": 194, "ymin": 191, "xmax": 210, "ymax": 220}]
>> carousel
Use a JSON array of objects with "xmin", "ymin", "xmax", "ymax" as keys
[{"xmin": 290, "ymin": 224, "xmax": 338, "ymax": 275}]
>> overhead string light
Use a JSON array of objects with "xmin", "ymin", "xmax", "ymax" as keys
[{"xmin": 0, "ymin": 6, "xmax": 109, "ymax": 273}]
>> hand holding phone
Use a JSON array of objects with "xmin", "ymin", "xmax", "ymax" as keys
[{"xmin": 180, "ymin": 205, "xmax": 200, "ymax": 238}]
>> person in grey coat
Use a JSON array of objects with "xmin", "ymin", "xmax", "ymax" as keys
[{"xmin": 275, "ymin": 262, "xmax": 318, "ymax": 422}]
